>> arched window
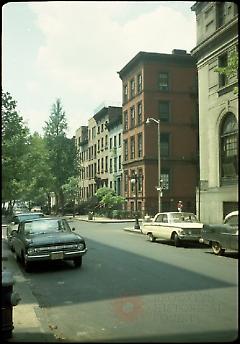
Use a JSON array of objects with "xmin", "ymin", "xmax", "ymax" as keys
[{"xmin": 220, "ymin": 113, "xmax": 238, "ymax": 184}]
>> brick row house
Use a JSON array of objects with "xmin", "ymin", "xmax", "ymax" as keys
[
  {"xmin": 75, "ymin": 106, "xmax": 122, "ymax": 200},
  {"xmin": 118, "ymin": 50, "xmax": 199, "ymax": 215}
]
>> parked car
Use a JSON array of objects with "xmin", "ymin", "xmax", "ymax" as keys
[
  {"xmin": 200, "ymin": 210, "xmax": 238, "ymax": 255},
  {"xmin": 7, "ymin": 212, "xmax": 45, "ymax": 250},
  {"xmin": 141, "ymin": 212, "xmax": 203, "ymax": 246},
  {"xmin": 11, "ymin": 217, "xmax": 87, "ymax": 271}
]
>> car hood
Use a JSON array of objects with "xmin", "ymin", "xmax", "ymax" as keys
[
  {"xmin": 176, "ymin": 223, "xmax": 203, "ymax": 229},
  {"xmin": 26, "ymin": 232, "xmax": 84, "ymax": 246}
]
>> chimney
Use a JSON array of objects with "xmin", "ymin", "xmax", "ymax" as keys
[{"xmin": 172, "ymin": 49, "xmax": 187, "ymax": 55}]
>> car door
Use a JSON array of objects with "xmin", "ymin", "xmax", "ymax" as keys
[
  {"xmin": 13, "ymin": 223, "xmax": 25, "ymax": 257},
  {"xmin": 225, "ymin": 215, "xmax": 238, "ymax": 251},
  {"xmin": 151, "ymin": 214, "xmax": 168, "ymax": 239}
]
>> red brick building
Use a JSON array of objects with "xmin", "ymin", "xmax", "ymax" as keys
[{"xmin": 118, "ymin": 50, "xmax": 199, "ymax": 215}]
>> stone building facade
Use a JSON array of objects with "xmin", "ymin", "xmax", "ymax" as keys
[{"xmin": 191, "ymin": 2, "xmax": 238, "ymax": 223}]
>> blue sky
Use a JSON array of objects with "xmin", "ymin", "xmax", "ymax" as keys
[{"xmin": 2, "ymin": 1, "xmax": 196, "ymax": 137}]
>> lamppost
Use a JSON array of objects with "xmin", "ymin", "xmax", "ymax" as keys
[
  {"xmin": 146, "ymin": 117, "xmax": 162, "ymax": 213},
  {"xmin": 130, "ymin": 173, "xmax": 140, "ymax": 230}
]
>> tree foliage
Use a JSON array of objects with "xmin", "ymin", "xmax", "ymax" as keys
[
  {"xmin": 215, "ymin": 48, "xmax": 238, "ymax": 94},
  {"xmin": 95, "ymin": 187, "xmax": 125, "ymax": 210},
  {"xmin": 2, "ymin": 91, "xmax": 30, "ymax": 203},
  {"xmin": 21, "ymin": 132, "xmax": 56, "ymax": 209},
  {"xmin": 43, "ymin": 98, "xmax": 77, "ymax": 213}
]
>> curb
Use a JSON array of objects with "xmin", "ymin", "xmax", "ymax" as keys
[
  {"xmin": 123, "ymin": 227, "xmax": 144, "ymax": 234},
  {"xmin": 1, "ymin": 235, "xmax": 57, "ymax": 342}
]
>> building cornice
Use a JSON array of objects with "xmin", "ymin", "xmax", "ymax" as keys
[{"xmin": 191, "ymin": 17, "xmax": 238, "ymax": 59}]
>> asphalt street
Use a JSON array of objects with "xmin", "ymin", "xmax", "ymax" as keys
[{"xmin": 2, "ymin": 219, "xmax": 238, "ymax": 342}]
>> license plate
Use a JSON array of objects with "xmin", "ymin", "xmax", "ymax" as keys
[{"xmin": 51, "ymin": 252, "xmax": 64, "ymax": 260}]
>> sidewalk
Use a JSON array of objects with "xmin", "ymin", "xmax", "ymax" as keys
[
  {"xmin": 2, "ymin": 228, "xmax": 59, "ymax": 342},
  {"xmin": 64, "ymin": 214, "xmax": 144, "ymax": 234}
]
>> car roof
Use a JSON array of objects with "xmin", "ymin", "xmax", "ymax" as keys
[
  {"xmin": 225, "ymin": 210, "xmax": 238, "ymax": 220},
  {"xmin": 15, "ymin": 212, "xmax": 43, "ymax": 216},
  {"xmin": 156, "ymin": 212, "xmax": 195, "ymax": 215},
  {"xmin": 24, "ymin": 217, "xmax": 62, "ymax": 223}
]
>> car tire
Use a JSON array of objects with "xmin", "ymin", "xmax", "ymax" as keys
[
  {"xmin": 148, "ymin": 233, "xmax": 155, "ymax": 242},
  {"xmin": 22, "ymin": 252, "xmax": 32, "ymax": 272},
  {"xmin": 173, "ymin": 232, "xmax": 181, "ymax": 247},
  {"xmin": 212, "ymin": 241, "xmax": 225, "ymax": 256},
  {"xmin": 73, "ymin": 257, "xmax": 82, "ymax": 268}
]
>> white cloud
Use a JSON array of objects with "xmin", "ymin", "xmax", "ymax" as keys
[{"xmin": 18, "ymin": 2, "xmax": 196, "ymax": 136}]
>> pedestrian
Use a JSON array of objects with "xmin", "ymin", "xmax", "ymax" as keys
[{"xmin": 177, "ymin": 201, "xmax": 183, "ymax": 212}]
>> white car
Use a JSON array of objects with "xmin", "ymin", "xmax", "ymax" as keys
[{"xmin": 142, "ymin": 212, "xmax": 203, "ymax": 246}]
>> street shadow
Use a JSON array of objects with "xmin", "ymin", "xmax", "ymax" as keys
[
  {"xmin": 13, "ymin": 235, "xmax": 237, "ymax": 307},
  {"xmin": 6, "ymin": 330, "xmax": 62, "ymax": 343},
  {"xmin": 204, "ymin": 251, "xmax": 238, "ymax": 259},
  {"xmin": 147, "ymin": 239, "xmax": 208, "ymax": 249}
]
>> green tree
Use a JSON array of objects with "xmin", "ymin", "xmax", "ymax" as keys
[
  {"xmin": 2, "ymin": 91, "xmax": 30, "ymax": 211},
  {"xmin": 62, "ymin": 176, "xmax": 79, "ymax": 217},
  {"xmin": 43, "ymin": 98, "xmax": 77, "ymax": 214},
  {"xmin": 22, "ymin": 132, "xmax": 56, "ymax": 213},
  {"xmin": 95, "ymin": 187, "xmax": 125, "ymax": 216},
  {"xmin": 215, "ymin": 48, "xmax": 238, "ymax": 94}
]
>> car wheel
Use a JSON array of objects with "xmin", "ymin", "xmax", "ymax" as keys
[
  {"xmin": 148, "ymin": 233, "xmax": 155, "ymax": 242},
  {"xmin": 22, "ymin": 252, "xmax": 32, "ymax": 272},
  {"xmin": 212, "ymin": 241, "xmax": 225, "ymax": 256},
  {"xmin": 173, "ymin": 232, "xmax": 181, "ymax": 247},
  {"xmin": 74, "ymin": 257, "xmax": 82, "ymax": 268}
]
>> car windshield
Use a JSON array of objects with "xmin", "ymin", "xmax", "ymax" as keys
[
  {"xmin": 170, "ymin": 213, "xmax": 199, "ymax": 223},
  {"xmin": 15, "ymin": 213, "xmax": 44, "ymax": 223},
  {"xmin": 24, "ymin": 219, "xmax": 71, "ymax": 235}
]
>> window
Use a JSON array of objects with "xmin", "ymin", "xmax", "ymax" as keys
[
  {"xmin": 138, "ymin": 169, "xmax": 143, "ymax": 193},
  {"xmin": 218, "ymin": 53, "xmax": 228, "ymax": 87},
  {"xmin": 159, "ymin": 72, "xmax": 169, "ymax": 91},
  {"xmin": 97, "ymin": 159, "xmax": 100, "ymax": 173},
  {"xmin": 130, "ymin": 136, "xmax": 135, "ymax": 160},
  {"xmin": 130, "ymin": 79, "xmax": 135, "ymax": 98},
  {"xmin": 101, "ymin": 123, "xmax": 104, "ymax": 132},
  {"xmin": 101, "ymin": 158, "xmax": 104, "ymax": 173},
  {"xmin": 123, "ymin": 84, "xmax": 128, "ymax": 102},
  {"xmin": 220, "ymin": 113, "xmax": 238, "ymax": 183},
  {"xmin": 109, "ymin": 137, "xmax": 113, "ymax": 150},
  {"xmin": 105, "ymin": 156, "xmax": 108, "ymax": 172},
  {"xmin": 124, "ymin": 139, "xmax": 128, "ymax": 161},
  {"xmin": 105, "ymin": 135, "xmax": 108, "ymax": 149},
  {"xmin": 101, "ymin": 137, "xmax": 104, "ymax": 150},
  {"xmin": 137, "ymin": 133, "xmax": 143, "ymax": 158},
  {"xmin": 216, "ymin": 2, "xmax": 225, "ymax": 28},
  {"xmin": 118, "ymin": 155, "xmax": 122, "ymax": 170},
  {"xmin": 137, "ymin": 102, "xmax": 142, "ymax": 125},
  {"xmin": 130, "ymin": 107, "xmax": 135, "ymax": 129},
  {"xmin": 92, "ymin": 126, "xmax": 96, "ymax": 139},
  {"xmin": 114, "ymin": 135, "xmax": 117, "ymax": 147},
  {"xmin": 137, "ymin": 73, "xmax": 142, "ymax": 93},
  {"xmin": 161, "ymin": 133, "xmax": 170, "ymax": 157},
  {"xmin": 114, "ymin": 157, "xmax": 117, "ymax": 172},
  {"xmin": 123, "ymin": 110, "xmax": 128, "ymax": 130},
  {"xmin": 124, "ymin": 172, "xmax": 128, "ymax": 193},
  {"xmin": 110, "ymin": 158, "xmax": 113, "ymax": 173},
  {"xmin": 159, "ymin": 101, "xmax": 170, "ymax": 122},
  {"xmin": 118, "ymin": 133, "xmax": 121, "ymax": 147}
]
